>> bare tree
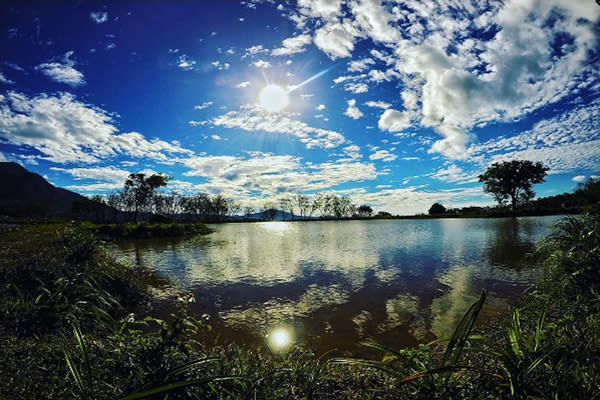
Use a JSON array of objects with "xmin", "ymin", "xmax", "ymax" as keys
[
  {"xmin": 226, "ymin": 198, "xmax": 241, "ymax": 217},
  {"xmin": 243, "ymin": 206, "xmax": 255, "ymax": 218},
  {"xmin": 278, "ymin": 196, "xmax": 295, "ymax": 220},
  {"xmin": 261, "ymin": 201, "xmax": 277, "ymax": 220},
  {"xmin": 295, "ymin": 193, "xmax": 310, "ymax": 218}
]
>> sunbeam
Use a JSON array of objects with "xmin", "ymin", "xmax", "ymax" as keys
[{"xmin": 287, "ymin": 65, "xmax": 335, "ymax": 93}]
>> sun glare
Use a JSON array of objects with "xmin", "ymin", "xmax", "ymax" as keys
[
  {"xmin": 267, "ymin": 326, "xmax": 294, "ymax": 352},
  {"xmin": 258, "ymin": 84, "xmax": 289, "ymax": 112}
]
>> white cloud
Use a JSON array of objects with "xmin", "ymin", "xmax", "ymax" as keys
[
  {"xmin": 211, "ymin": 106, "xmax": 345, "ymax": 149},
  {"xmin": 344, "ymin": 82, "xmax": 368, "ymax": 94},
  {"xmin": 272, "ymin": 34, "xmax": 312, "ymax": 56},
  {"xmin": 89, "ymin": 11, "xmax": 108, "ymax": 24},
  {"xmin": 52, "ymin": 166, "xmax": 130, "ymax": 186},
  {"xmin": 348, "ymin": 58, "xmax": 375, "ymax": 72},
  {"xmin": 0, "ymin": 91, "xmax": 193, "ymax": 164},
  {"xmin": 210, "ymin": 134, "xmax": 222, "ymax": 141},
  {"xmin": 35, "ymin": 51, "xmax": 85, "ymax": 87},
  {"xmin": 243, "ymin": 45, "xmax": 268, "ymax": 58},
  {"xmin": 177, "ymin": 55, "xmax": 196, "ymax": 70},
  {"xmin": 572, "ymin": 175, "xmax": 587, "ymax": 183},
  {"xmin": 369, "ymin": 149, "xmax": 397, "ymax": 162},
  {"xmin": 235, "ymin": 81, "xmax": 251, "ymax": 88},
  {"xmin": 469, "ymin": 102, "xmax": 600, "ymax": 174},
  {"xmin": 0, "ymin": 72, "xmax": 14, "ymax": 85},
  {"xmin": 194, "ymin": 101, "xmax": 213, "ymax": 110},
  {"xmin": 431, "ymin": 164, "xmax": 477, "ymax": 183},
  {"xmin": 211, "ymin": 61, "xmax": 230, "ymax": 70},
  {"xmin": 365, "ymin": 100, "xmax": 390, "ymax": 109},
  {"xmin": 344, "ymin": 99, "xmax": 363, "ymax": 119},
  {"xmin": 342, "ymin": 144, "xmax": 362, "ymax": 160},
  {"xmin": 349, "ymin": 0, "xmax": 401, "ymax": 44},
  {"xmin": 401, "ymin": 91, "xmax": 418, "ymax": 109},
  {"xmin": 252, "ymin": 60, "xmax": 272, "ymax": 69},
  {"xmin": 314, "ymin": 22, "xmax": 357, "ymax": 59},
  {"xmin": 298, "ymin": 0, "xmax": 343, "ymax": 20},
  {"xmin": 290, "ymin": 0, "xmax": 600, "ymax": 160},
  {"xmin": 378, "ymin": 109, "xmax": 411, "ymax": 132},
  {"xmin": 333, "ymin": 74, "xmax": 367, "ymax": 84},
  {"xmin": 316, "ymin": 104, "xmax": 326, "ymax": 111},
  {"xmin": 182, "ymin": 151, "xmax": 377, "ymax": 199}
]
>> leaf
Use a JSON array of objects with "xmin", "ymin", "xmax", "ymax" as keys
[
  {"xmin": 119, "ymin": 375, "xmax": 246, "ymax": 400},
  {"xmin": 442, "ymin": 289, "xmax": 487, "ymax": 366}
]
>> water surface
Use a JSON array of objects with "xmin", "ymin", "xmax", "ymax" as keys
[{"xmin": 111, "ymin": 216, "xmax": 560, "ymax": 354}]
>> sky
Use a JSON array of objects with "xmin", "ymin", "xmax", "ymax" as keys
[{"xmin": 1, "ymin": 0, "xmax": 599, "ymax": 215}]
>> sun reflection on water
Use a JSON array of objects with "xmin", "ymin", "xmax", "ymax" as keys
[
  {"xmin": 258, "ymin": 221, "xmax": 290, "ymax": 234},
  {"xmin": 266, "ymin": 326, "xmax": 294, "ymax": 352}
]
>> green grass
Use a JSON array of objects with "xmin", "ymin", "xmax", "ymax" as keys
[
  {"xmin": 84, "ymin": 221, "xmax": 213, "ymax": 239},
  {"xmin": 1, "ymin": 209, "xmax": 600, "ymax": 399}
]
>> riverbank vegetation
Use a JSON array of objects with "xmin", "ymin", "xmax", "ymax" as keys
[
  {"xmin": 86, "ymin": 221, "xmax": 212, "ymax": 239},
  {"xmin": 1, "ymin": 208, "xmax": 599, "ymax": 399}
]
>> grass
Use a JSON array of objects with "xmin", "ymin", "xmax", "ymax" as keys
[
  {"xmin": 83, "ymin": 221, "xmax": 213, "ymax": 239},
  {"xmin": 1, "ymin": 209, "xmax": 600, "ymax": 399}
]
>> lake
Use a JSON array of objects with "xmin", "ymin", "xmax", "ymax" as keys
[{"xmin": 110, "ymin": 216, "xmax": 561, "ymax": 355}]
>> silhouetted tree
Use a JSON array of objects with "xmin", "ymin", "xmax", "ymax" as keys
[
  {"xmin": 428, "ymin": 203, "xmax": 447, "ymax": 215},
  {"xmin": 123, "ymin": 173, "xmax": 168, "ymax": 222},
  {"xmin": 357, "ymin": 204, "xmax": 373, "ymax": 217},
  {"xmin": 478, "ymin": 160, "xmax": 548, "ymax": 208}
]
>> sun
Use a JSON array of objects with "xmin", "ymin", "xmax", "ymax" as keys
[{"xmin": 258, "ymin": 84, "xmax": 289, "ymax": 112}]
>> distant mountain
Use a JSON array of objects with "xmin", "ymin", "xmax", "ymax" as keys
[
  {"xmin": 0, "ymin": 162, "xmax": 91, "ymax": 217},
  {"xmin": 232, "ymin": 208, "xmax": 308, "ymax": 221}
]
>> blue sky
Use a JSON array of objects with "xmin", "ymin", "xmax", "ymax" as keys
[{"xmin": 1, "ymin": 0, "xmax": 599, "ymax": 215}]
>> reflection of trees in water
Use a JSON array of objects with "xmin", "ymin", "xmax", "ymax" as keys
[
  {"xmin": 430, "ymin": 264, "xmax": 512, "ymax": 339},
  {"xmin": 108, "ymin": 218, "xmax": 556, "ymax": 352},
  {"xmin": 484, "ymin": 218, "xmax": 537, "ymax": 268}
]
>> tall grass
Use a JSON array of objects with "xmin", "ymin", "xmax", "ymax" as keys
[{"xmin": 2, "ymin": 210, "xmax": 600, "ymax": 399}]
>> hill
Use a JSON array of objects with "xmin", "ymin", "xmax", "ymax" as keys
[{"xmin": 0, "ymin": 162, "xmax": 109, "ymax": 219}]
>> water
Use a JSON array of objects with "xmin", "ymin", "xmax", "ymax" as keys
[{"xmin": 110, "ymin": 216, "xmax": 561, "ymax": 354}]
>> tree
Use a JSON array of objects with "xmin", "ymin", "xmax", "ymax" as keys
[
  {"xmin": 261, "ymin": 202, "xmax": 277, "ymax": 220},
  {"xmin": 278, "ymin": 196, "xmax": 295, "ymax": 220},
  {"xmin": 226, "ymin": 198, "xmax": 241, "ymax": 217},
  {"xmin": 243, "ymin": 206, "xmax": 255, "ymax": 218},
  {"xmin": 294, "ymin": 193, "xmax": 310, "ymax": 218},
  {"xmin": 210, "ymin": 194, "xmax": 228, "ymax": 220},
  {"xmin": 123, "ymin": 173, "xmax": 168, "ymax": 222},
  {"xmin": 478, "ymin": 160, "xmax": 548, "ymax": 208},
  {"xmin": 357, "ymin": 204, "xmax": 373, "ymax": 217},
  {"xmin": 428, "ymin": 203, "xmax": 447, "ymax": 215}
]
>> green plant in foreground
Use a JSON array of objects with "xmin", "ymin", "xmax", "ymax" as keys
[
  {"xmin": 331, "ymin": 290, "xmax": 501, "ymax": 392},
  {"xmin": 489, "ymin": 309, "xmax": 555, "ymax": 398}
]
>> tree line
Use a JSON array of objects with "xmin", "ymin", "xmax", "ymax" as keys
[
  {"xmin": 86, "ymin": 159, "xmax": 597, "ymax": 223},
  {"xmin": 89, "ymin": 173, "xmax": 377, "ymax": 222}
]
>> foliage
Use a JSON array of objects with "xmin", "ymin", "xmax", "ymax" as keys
[
  {"xmin": 357, "ymin": 204, "xmax": 373, "ymax": 217},
  {"xmin": 123, "ymin": 173, "xmax": 169, "ymax": 222},
  {"xmin": 428, "ymin": 203, "xmax": 446, "ymax": 215},
  {"xmin": 88, "ymin": 222, "xmax": 212, "ymax": 239},
  {"xmin": 478, "ymin": 160, "xmax": 549, "ymax": 208},
  {"xmin": 331, "ymin": 290, "xmax": 498, "ymax": 397},
  {"xmin": 0, "ymin": 224, "xmax": 147, "ymax": 335},
  {"xmin": 3, "ymin": 212, "xmax": 600, "ymax": 399}
]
